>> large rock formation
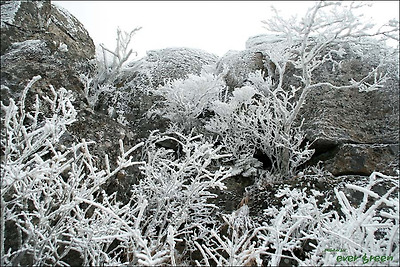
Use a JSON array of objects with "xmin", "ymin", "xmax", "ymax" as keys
[
  {"xmin": 301, "ymin": 85, "xmax": 399, "ymax": 176},
  {"xmin": 1, "ymin": 0, "xmax": 94, "ymax": 102},
  {"xmin": 217, "ymin": 35, "xmax": 399, "ymax": 176}
]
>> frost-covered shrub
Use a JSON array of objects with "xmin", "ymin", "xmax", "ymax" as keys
[
  {"xmin": 129, "ymin": 130, "xmax": 233, "ymax": 265},
  {"xmin": 0, "ymin": 78, "xmax": 233, "ymax": 265},
  {"xmin": 0, "ymin": 76, "xmax": 144, "ymax": 266},
  {"xmin": 192, "ymin": 171, "xmax": 399, "ymax": 266},
  {"xmin": 154, "ymin": 70, "xmax": 226, "ymax": 132},
  {"xmin": 1, "ymin": 77, "xmax": 398, "ymax": 267},
  {"xmin": 80, "ymin": 27, "xmax": 141, "ymax": 109},
  {"xmin": 206, "ymin": 71, "xmax": 314, "ymax": 178},
  {"xmin": 96, "ymin": 27, "xmax": 141, "ymax": 87},
  {"xmin": 259, "ymin": 171, "xmax": 399, "ymax": 266}
]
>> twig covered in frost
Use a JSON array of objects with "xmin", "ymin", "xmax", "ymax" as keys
[
  {"xmin": 261, "ymin": 1, "xmax": 399, "ymax": 127},
  {"xmin": 97, "ymin": 27, "xmax": 141, "ymax": 86},
  {"xmin": 154, "ymin": 70, "xmax": 226, "ymax": 132},
  {"xmin": 259, "ymin": 171, "xmax": 399, "ymax": 266},
  {"xmin": 0, "ymin": 77, "xmax": 144, "ymax": 266},
  {"xmin": 79, "ymin": 27, "xmax": 141, "ymax": 109}
]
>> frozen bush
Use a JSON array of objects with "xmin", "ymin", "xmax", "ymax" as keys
[
  {"xmin": 131, "ymin": 130, "xmax": 233, "ymax": 264},
  {"xmin": 0, "ymin": 80, "xmax": 233, "ymax": 265},
  {"xmin": 154, "ymin": 70, "xmax": 226, "ymax": 132},
  {"xmin": 206, "ymin": 71, "xmax": 314, "ymax": 178},
  {"xmin": 259, "ymin": 171, "xmax": 399, "ymax": 266},
  {"xmin": 0, "ymin": 76, "xmax": 144, "ymax": 266},
  {"xmin": 80, "ymin": 27, "xmax": 141, "ymax": 109}
]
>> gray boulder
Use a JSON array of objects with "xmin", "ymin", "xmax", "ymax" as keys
[
  {"xmin": 300, "ymin": 81, "xmax": 399, "ymax": 176},
  {"xmin": 95, "ymin": 47, "xmax": 220, "ymax": 137},
  {"xmin": 1, "ymin": 1, "xmax": 95, "ymax": 101},
  {"xmin": 142, "ymin": 47, "xmax": 219, "ymax": 87},
  {"xmin": 221, "ymin": 34, "xmax": 399, "ymax": 176},
  {"xmin": 216, "ymin": 49, "xmax": 266, "ymax": 90},
  {"xmin": 322, "ymin": 144, "xmax": 399, "ymax": 176}
]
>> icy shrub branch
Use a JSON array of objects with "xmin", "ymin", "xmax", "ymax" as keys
[
  {"xmin": 153, "ymin": 70, "xmax": 226, "ymax": 131},
  {"xmin": 261, "ymin": 1, "xmax": 399, "ymax": 126},
  {"xmin": 0, "ymin": 77, "xmax": 144, "ymax": 266},
  {"xmin": 80, "ymin": 27, "xmax": 142, "ymax": 109}
]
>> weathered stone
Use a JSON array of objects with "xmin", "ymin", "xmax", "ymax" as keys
[
  {"xmin": 225, "ymin": 35, "xmax": 400, "ymax": 177},
  {"xmin": 129, "ymin": 47, "xmax": 219, "ymax": 88},
  {"xmin": 1, "ymin": 0, "xmax": 95, "ymax": 104},
  {"xmin": 301, "ymin": 86, "xmax": 399, "ymax": 145},
  {"xmin": 216, "ymin": 49, "xmax": 267, "ymax": 90},
  {"xmin": 323, "ymin": 143, "xmax": 399, "ymax": 176},
  {"xmin": 300, "ymin": 85, "xmax": 399, "ymax": 175},
  {"xmin": 1, "ymin": 1, "xmax": 94, "ymax": 59}
]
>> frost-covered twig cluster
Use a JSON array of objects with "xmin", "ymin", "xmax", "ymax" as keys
[
  {"xmin": 154, "ymin": 70, "xmax": 225, "ymax": 131},
  {"xmin": 80, "ymin": 27, "xmax": 141, "ymax": 109},
  {"xmin": 260, "ymin": 1, "xmax": 399, "ymax": 124},
  {"xmin": 194, "ymin": 205, "xmax": 264, "ymax": 266},
  {"xmin": 128, "ymin": 130, "xmax": 232, "ymax": 265},
  {"xmin": 0, "ymin": 77, "xmax": 143, "ymax": 265},
  {"xmin": 97, "ymin": 27, "xmax": 141, "ymax": 86}
]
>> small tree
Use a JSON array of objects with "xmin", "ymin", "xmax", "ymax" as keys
[
  {"xmin": 80, "ymin": 27, "xmax": 142, "ymax": 109},
  {"xmin": 260, "ymin": 1, "xmax": 399, "ymax": 127},
  {"xmin": 208, "ymin": 1, "xmax": 399, "ymax": 179}
]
